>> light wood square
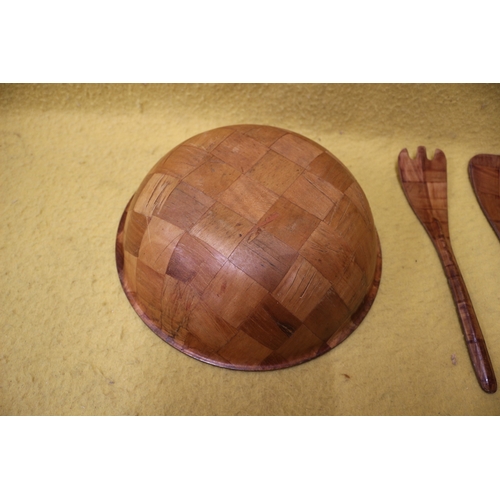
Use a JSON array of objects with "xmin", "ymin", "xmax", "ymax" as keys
[
  {"xmin": 258, "ymin": 197, "xmax": 320, "ymax": 251},
  {"xmin": 243, "ymin": 126, "xmax": 288, "ymax": 147},
  {"xmin": 184, "ymin": 157, "xmax": 241, "ymax": 198},
  {"xmin": 324, "ymin": 195, "xmax": 354, "ymax": 229},
  {"xmin": 273, "ymin": 256, "xmax": 331, "ymax": 321},
  {"xmin": 212, "ymin": 132, "xmax": 268, "ymax": 173},
  {"xmin": 138, "ymin": 216, "xmax": 184, "ymax": 274},
  {"xmin": 190, "ymin": 202, "xmax": 254, "ymax": 258},
  {"xmin": 303, "ymin": 171, "xmax": 345, "ymax": 204},
  {"xmin": 156, "ymin": 145, "xmax": 209, "ymax": 178},
  {"xmin": 247, "ymin": 150, "xmax": 303, "ymax": 195},
  {"xmin": 161, "ymin": 275, "xmax": 201, "ymax": 338},
  {"xmin": 155, "ymin": 183, "xmax": 214, "ymax": 231},
  {"xmin": 123, "ymin": 251, "xmax": 138, "ymax": 293},
  {"xmin": 182, "ymin": 127, "xmax": 235, "ymax": 152},
  {"xmin": 123, "ymin": 210, "xmax": 149, "ymax": 257},
  {"xmin": 175, "ymin": 181, "xmax": 215, "ymax": 208},
  {"xmin": 309, "ymin": 152, "xmax": 355, "ymax": 192},
  {"xmin": 202, "ymin": 261, "xmax": 267, "ymax": 327},
  {"xmin": 217, "ymin": 174, "xmax": 279, "ymax": 223},
  {"xmin": 133, "ymin": 173, "xmax": 179, "ymax": 217},
  {"xmin": 229, "ymin": 229, "xmax": 297, "ymax": 291},
  {"xmin": 270, "ymin": 133, "xmax": 323, "ymax": 168},
  {"xmin": 187, "ymin": 300, "xmax": 239, "ymax": 352},
  {"xmin": 136, "ymin": 259, "xmax": 166, "ymax": 324},
  {"xmin": 283, "ymin": 175, "xmax": 334, "ymax": 219},
  {"xmin": 330, "ymin": 257, "xmax": 366, "ymax": 311},
  {"xmin": 299, "ymin": 222, "xmax": 353, "ymax": 284}
]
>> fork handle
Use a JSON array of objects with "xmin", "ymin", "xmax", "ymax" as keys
[{"xmin": 433, "ymin": 231, "xmax": 497, "ymax": 393}]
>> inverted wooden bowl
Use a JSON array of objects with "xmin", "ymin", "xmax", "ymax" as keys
[{"xmin": 116, "ymin": 125, "xmax": 382, "ymax": 370}]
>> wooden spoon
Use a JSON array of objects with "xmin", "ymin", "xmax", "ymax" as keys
[
  {"xmin": 398, "ymin": 146, "xmax": 497, "ymax": 394},
  {"xmin": 468, "ymin": 154, "xmax": 500, "ymax": 241}
]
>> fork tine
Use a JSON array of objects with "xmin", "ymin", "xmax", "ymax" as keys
[
  {"xmin": 432, "ymin": 149, "xmax": 447, "ymax": 168},
  {"xmin": 421, "ymin": 149, "xmax": 447, "ymax": 182},
  {"xmin": 398, "ymin": 148, "xmax": 424, "ymax": 182},
  {"xmin": 398, "ymin": 148, "xmax": 410, "ymax": 167}
]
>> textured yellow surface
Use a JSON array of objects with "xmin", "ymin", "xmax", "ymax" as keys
[{"xmin": 1, "ymin": 83, "xmax": 500, "ymax": 415}]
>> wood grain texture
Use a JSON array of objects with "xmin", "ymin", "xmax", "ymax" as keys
[
  {"xmin": 398, "ymin": 147, "xmax": 497, "ymax": 393},
  {"xmin": 116, "ymin": 125, "xmax": 382, "ymax": 370},
  {"xmin": 468, "ymin": 154, "xmax": 500, "ymax": 241}
]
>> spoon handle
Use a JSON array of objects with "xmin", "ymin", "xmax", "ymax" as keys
[{"xmin": 432, "ymin": 227, "xmax": 497, "ymax": 393}]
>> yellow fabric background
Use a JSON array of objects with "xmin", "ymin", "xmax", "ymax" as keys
[{"xmin": 1, "ymin": 83, "xmax": 500, "ymax": 415}]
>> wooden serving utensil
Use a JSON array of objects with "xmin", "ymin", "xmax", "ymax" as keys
[
  {"xmin": 398, "ymin": 146, "xmax": 497, "ymax": 394},
  {"xmin": 468, "ymin": 154, "xmax": 500, "ymax": 241}
]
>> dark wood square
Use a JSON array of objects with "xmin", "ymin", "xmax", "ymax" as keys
[
  {"xmin": 239, "ymin": 294, "xmax": 302, "ymax": 350},
  {"xmin": 166, "ymin": 233, "xmax": 226, "ymax": 295}
]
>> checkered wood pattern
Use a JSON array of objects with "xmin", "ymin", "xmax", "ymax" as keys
[
  {"xmin": 469, "ymin": 154, "xmax": 500, "ymax": 242},
  {"xmin": 116, "ymin": 125, "xmax": 382, "ymax": 370}
]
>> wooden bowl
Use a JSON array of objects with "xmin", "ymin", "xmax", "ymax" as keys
[{"xmin": 116, "ymin": 125, "xmax": 382, "ymax": 370}]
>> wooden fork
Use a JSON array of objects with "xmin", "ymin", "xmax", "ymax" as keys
[{"xmin": 398, "ymin": 146, "xmax": 496, "ymax": 393}]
